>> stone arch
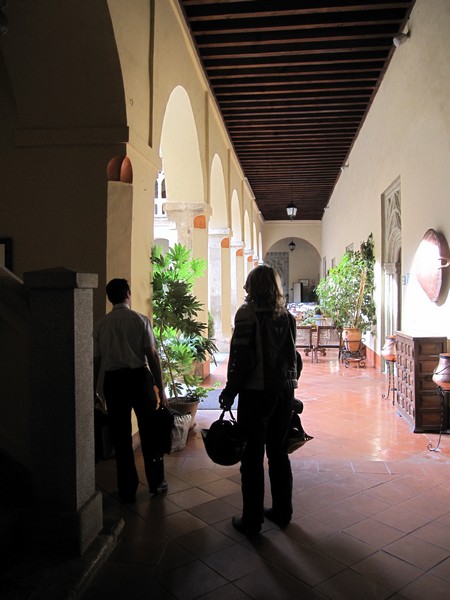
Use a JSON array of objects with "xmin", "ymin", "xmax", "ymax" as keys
[
  {"xmin": 210, "ymin": 154, "xmax": 227, "ymax": 228},
  {"xmin": 381, "ymin": 178, "xmax": 402, "ymax": 351},
  {"xmin": 244, "ymin": 210, "xmax": 251, "ymax": 251},
  {"xmin": 230, "ymin": 189, "xmax": 243, "ymax": 316},
  {"xmin": 252, "ymin": 222, "xmax": 258, "ymax": 260},
  {"xmin": 160, "ymin": 86, "xmax": 204, "ymax": 205},
  {"xmin": 231, "ymin": 190, "xmax": 242, "ymax": 242}
]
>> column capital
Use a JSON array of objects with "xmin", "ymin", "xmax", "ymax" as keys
[
  {"xmin": 163, "ymin": 201, "xmax": 211, "ymax": 218},
  {"xmin": 209, "ymin": 227, "xmax": 231, "ymax": 238},
  {"xmin": 383, "ymin": 262, "xmax": 400, "ymax": 276}
]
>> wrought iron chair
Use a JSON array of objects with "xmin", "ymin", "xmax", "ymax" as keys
[
  {"xmin": 295, "ymin": 324, "xmax": 314, "ymax": 362},
  {"xmin": 313, "ymin": 326, "xmax": 342, "ymax": 363}
]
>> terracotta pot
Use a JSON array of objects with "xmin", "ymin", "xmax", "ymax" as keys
[
  {"xmin": 381, "ymin": 335, "xmax": 396, "ymax": 362},
  {"xmin": 432, "ymin": 353, "xmax": 450, "ymax": 391},
  {"xmin": 343, "ymin": 327, "xmax": 362, "ymax": 352}
]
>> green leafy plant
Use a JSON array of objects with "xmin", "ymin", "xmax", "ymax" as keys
[
  {"xmin": 315, "ymin": 234, "xmax": 376, "ymax": 334},
  {"xmin": 151, "ymin": 243, "xmax": 218, "ymax": 402}
]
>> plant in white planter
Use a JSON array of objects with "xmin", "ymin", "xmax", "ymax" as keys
[{"xmin": 151, "ymin": 244, "xmax": 218, "ymax": 413}]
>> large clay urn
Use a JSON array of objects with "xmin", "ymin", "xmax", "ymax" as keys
[
  {"xmin": 342, "ymin": 327, "xmax": 362, "ymax": 352},
  {"xmin": 432, "ymin": 353, "xmax": 450, "ymax": 391},
  {"xmin": 381, "ymin": 335, "xmax": 396, "ymax": 362}
]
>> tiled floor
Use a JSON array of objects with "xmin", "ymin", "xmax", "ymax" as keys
[{"xmin": 85, "ymin": 353, "xmax": 450, "ymax": 600}]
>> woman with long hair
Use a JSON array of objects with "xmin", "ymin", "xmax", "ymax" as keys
[{"xmin": 219, "ymin": 264, "xmax": 298, "ymax": 535}]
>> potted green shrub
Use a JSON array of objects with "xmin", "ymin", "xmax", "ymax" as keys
[
  {"xmin": 151, "ymin": 243, "xmax": 218, "ymax": 422},
  {"xmin": 315, "ymin": 234, "xmax": 376, "ymax": 350}
]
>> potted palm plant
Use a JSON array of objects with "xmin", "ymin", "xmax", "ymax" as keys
[
  {"xmin": 315, "ymin": 234, "xmax": 376, "ymax": 351},
  {"xmin": 151, "ymin": 243, "xmax": 218, "ymax": 423}
]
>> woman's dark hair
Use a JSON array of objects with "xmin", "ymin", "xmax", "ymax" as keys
[
  {"xmin": 106, "ymin": 278, "xmax": 130, "ymax": 304},
  {"xmin": 244, "ymin": 265, "xmax": 285, "ymax": 315}
]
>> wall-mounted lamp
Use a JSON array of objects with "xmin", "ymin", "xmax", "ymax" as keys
[
  {"xmin": 286, "ymin": 202, "xmax": 297, "ymax": 220},
  {"xmin": 393, "ymin": 31, "xmax": 409, "ymax": 47},
  {"xmin": 289, "ymin": 240, "xmax": 296, "ymax": 252}
]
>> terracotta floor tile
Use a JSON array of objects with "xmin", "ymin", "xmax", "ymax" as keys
[
  {"xmin": 202, "ymin": 543, "xmax": 268, "ymax": 581},
  {"xmin": 429, "ymin": 555, "xmax": 450, "ymax": 583},
  {"xmin": 246, "ymin": 528, "xmax": 345, "ymax": 587},
  {"xmin": 158, "ymin": 510, "xmax": 208, "ymax": 539},
  {"xmin": 400, "ymin": 495, "xmax": 449, "ymax": 520},
  {"xmin": 155, "ymin": 559, "xmax": 228, "ymax": 600},
  {"xmin": 412, "ymin": 521, "xmax": 450, "ymax": 551},
  {"xmin": 316, "ymin": 567, "xmax": 393, "ymax": 600},
  {"xmin": 396, "ymin": 572, "xmax": 450, "ymax": 599},
  {"xmin": 168, "ymin": 487, "xmax": 217, "ymax": 510},
  {"xmin": 234, "ymin": 563, "xmax": 320, "ymax": 600},
  {"xmin": 384, "ymin": 534, "xmax": 449, "ymax": 570},
  {"xmin": 364, "ymin": 479, "xmax": 415, "ymax": 505},
  {"xmin": 352, "ymin": 550, "xmax": 424, "ymax": 592},
  {"xmin": 309, "ymin": 503, "xmax": 366, "ymax": 531},
  {"xmin": 196, "ymin": 583, "xmax": 258, "ymax": 600},
  {"xmin": 312, "ymin": 531, "xmax": 377, "ymax": 566},
  {"xmin": 344, "ymin": 518, "xmax": 405, "ymax": 548},
  {"xmin": 87, "ymin": 354, "xmax": 450, "ymax": 600},
  {"xmin": 175, "ymin": 525, "xmax": 236, "ymax": 558},
  {"xmin": 287, "ymin": 515, "xmax": 336, "ymax": 545},
  {"xmin": 187, "ymin": 498, "xmax": 238, "ymax": 525},
  {"xmin": 198, "ymin": 478, "xmax": 242, "ymax": 498},
  {"xmin": 178, "ymin": 468, "xmax": 222, "ymax": 486},
  {"xmin": 372, "ymin": 505, "xmax": 431, "ymax": 533},
  {"xmin": 335, "ymin": 492, "xmax": 392, "ymax": 517}
]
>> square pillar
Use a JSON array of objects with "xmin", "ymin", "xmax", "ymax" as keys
[{"xmin": 24, "ymin": 267, "xmax": 102, "ymax": 556}]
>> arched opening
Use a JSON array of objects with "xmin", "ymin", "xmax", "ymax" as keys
[{"xmin": 265, "ymin": 237, "xmax": 320, "ymax": 303}]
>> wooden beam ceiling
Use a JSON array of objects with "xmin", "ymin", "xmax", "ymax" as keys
[{"xmin": 179, "ymin": 0, "xmax": 415, "ymax": 220}]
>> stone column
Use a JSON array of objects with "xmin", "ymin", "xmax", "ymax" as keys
[
  {"xmin": 235, "ymin": 247, "xmax": 245, "ymax": 309},
  {"xmin": 230, "ymin": 241, "xmax": 244, "ymax": 318},
  {"xmin": 244, "ymin": 248, "xmax": 254, "ymax": 280},
  {"xmin": 24, "ymin": 267, "xmax": 102, "ymax": 556},
  {"xmin": 163, "ymin": 201, "xmax": 208, "ymax": 250},
  {"xmin": 208, "ymin": 228, "xmax": 231, "ymax": 349},
  {"xmin": 220, "ymin": 237, "xmax": 232, "ymax": 344}
]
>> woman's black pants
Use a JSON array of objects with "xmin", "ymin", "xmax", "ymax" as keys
[{"xmin": 237, "ymin": 389, "xmax": 294, "ymax": 529}]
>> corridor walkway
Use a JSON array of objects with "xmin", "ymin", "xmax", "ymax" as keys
[{"xmin": 86, "ymin": 353, "xmax": 450, "ymax": 600}]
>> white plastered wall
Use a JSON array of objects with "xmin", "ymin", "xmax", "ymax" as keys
[{"xmin": 321, "ymin": 0, "xmax": 450, "ymax": 349}]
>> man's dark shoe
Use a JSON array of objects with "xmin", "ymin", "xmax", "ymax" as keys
[
  {"xmin": 264, "ymin": 508, "xmax": 291, "ymax": 529},
  {"xmin": 157, "ymin": 480, "xmax": 168, "ymax": 493},
  {"xmin": 119, "ymin": 493, "xmax": 136, "ymax": 503},
  {"xmin": 150, "ymin": 480, "xmax": 168, "ymax": 495},
  {"xmin": 231, "ymin": 515, "xmax": 261, "ymax": 536}
]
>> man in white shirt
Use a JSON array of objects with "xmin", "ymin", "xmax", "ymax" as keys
[{"xmin": 94, "ymin": 278, "xmax": 167, "ymax": 502}]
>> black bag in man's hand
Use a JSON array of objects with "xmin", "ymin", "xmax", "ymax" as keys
[
  {"xmin": 201, "ymin": 409, "xmax": 246, "ymax": 466},
  {"xmin": 150, "ymin": 405, "xmax": 175, "ymax": 454}
]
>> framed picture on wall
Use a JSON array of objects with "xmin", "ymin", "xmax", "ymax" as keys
[
  {"xmin": 299, "ymin": 279, "xmax": 309, "ymax": 286},
  {"xmin": 0, "ymin": 238, "xmax": 12, "ymax": 270}
]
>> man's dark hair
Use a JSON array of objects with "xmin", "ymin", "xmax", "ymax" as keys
[{"xmin": 106, "ymin": 278, "xmax": 130, "ymax": 304}]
